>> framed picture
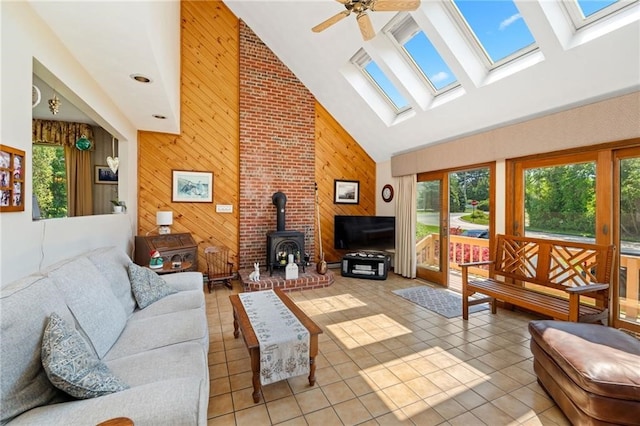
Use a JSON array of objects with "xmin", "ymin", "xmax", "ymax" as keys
[
  {"xmin": 334, "ymin": 179, "xmax": 359, "ymax": 204},
  {"xmin": 172, "ymin": 170, "xmax": 213, "ymax": 203},
  {"xmin": 0, "ymin": 145, "xmax": 25, "ymax": 212},
  {"xmin": 95, "ymin": 165, "xmax": 118, "ymax": 184}
]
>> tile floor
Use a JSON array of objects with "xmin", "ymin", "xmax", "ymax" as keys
[{"xmin": 205, "ymin": 273, "xmax": 570, "ymax": 425}]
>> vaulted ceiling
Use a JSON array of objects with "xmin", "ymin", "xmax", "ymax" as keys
[{"xmin": 28, "ymin": 0, "xmax": 640, "ymax": 162}]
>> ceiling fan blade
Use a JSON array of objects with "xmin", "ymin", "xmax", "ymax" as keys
[
  {"xmin": 312, "ymin": 10, "xmax": 350, "ymax": 33},
  {"xmin": 356, "ymin": 12, "xmax": 375, "ymax": 41},
  {"xmin": 370, "ymin": 0, "xmax": 421, "ymax": 11}
]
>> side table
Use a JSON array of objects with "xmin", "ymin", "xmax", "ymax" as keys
[{"xmin": 135, "ymin": 233, "xmax": 198, "ymax": 272}]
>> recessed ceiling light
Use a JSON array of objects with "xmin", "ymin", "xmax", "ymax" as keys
[
  {"xmin": 130, "ymin": 74, "xmax": 152, "ymax": 83},
  {"xmin": 153, "ymin": 114, "xmax": 166, "ymax": 120}
]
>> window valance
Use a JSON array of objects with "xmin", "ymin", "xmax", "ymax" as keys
[{"xmin": 32, "ymin": 119, "xmax": 94, "ymax": 150}]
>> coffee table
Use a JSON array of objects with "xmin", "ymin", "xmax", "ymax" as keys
[{"xmin": 229, "ymin": 288, "xmax": 322, "ymax": 403}]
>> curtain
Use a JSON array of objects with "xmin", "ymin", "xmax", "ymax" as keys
[
  {"xmin": 64, "ymin": 146, "xmax": 93, "ymax": 216},
  {"xmin": 395, "ymin": 174, "xmax": 417, "ymax": 278},
  {"xmin": 33, "ymin": 119, "xmax": 94, "ymax": 149}
]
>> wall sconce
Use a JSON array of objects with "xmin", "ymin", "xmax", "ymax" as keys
[
  {"xmin": 156, "ymin": 211, "xmax": 173, "ymax": 235},
  {"xmin": 48, "ymin": 93, "xmax": 61, "ymax": 115}
]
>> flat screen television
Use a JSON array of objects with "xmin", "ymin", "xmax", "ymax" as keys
[{"xmin": 334, "ymin": 215, "xmax": 395, "ymax": 251}]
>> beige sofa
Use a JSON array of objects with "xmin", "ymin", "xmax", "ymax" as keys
[{"xmin": 1, "ymin": 247, "xmax": 209, "ymax": 425}]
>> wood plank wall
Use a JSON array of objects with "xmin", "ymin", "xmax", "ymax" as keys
[
  {"xmin": 315, "ymin": 102, "xmax": 376, "ymax": 263},
  {"xmin": 137, "ymin": 2, "xmax": 377, "ymax": 272},
  {"xmin": 137, "ymin": 1, "xmax": 240, "ymax": 271}
]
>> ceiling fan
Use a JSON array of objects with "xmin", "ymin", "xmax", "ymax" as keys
[{"xmin": 312, "ymin": 0, "xmax": 421, "ymax": 41}]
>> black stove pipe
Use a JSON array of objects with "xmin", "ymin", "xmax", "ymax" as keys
[{"xmin": 272, "ymin": 192, "xmax": 287, "ymax": 232}]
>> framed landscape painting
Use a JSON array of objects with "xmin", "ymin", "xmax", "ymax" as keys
[
  {"xmin": 334, "ymin": 179, "xmax": 359, "ymax": 204},
  {"xmin": 172, "ymin": 170, "xmax": 213, "ymax": 202}
]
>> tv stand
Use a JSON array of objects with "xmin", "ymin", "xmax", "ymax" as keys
[{"xmin": 341, "ymin": 252, "xmax": 390, "ymax": 280}]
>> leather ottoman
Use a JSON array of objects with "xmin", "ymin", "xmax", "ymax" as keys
[{"xmin": 529, "ymin": 320, "xmax": 640, "ymax": 425}]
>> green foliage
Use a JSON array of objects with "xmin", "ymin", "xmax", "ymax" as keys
[
  {"xmin": 416, "ymin": 222, "xmax": 439, "ymax": 241},
  {"xmin": 525, "ymin": 162, "xmax": 595, "ymax": 236},
  {"xmin": 32, "ymin": 145, "xmax": 67, "ymax": 218},
  {"xmin": 476, "ymin": 200, "xmax": 490, "ymax": 212},
  {"xmin": 460, "ymin": 210, "xmax": 489, "ymax": 225},
  {"xmin": 450, "ymin": 169, "xmax": 489, "ymax": 213}
]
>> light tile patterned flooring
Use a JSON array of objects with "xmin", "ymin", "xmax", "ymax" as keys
[{"xmin": 205, "ymin": 273, "xmax": 570, "ymax": 425}]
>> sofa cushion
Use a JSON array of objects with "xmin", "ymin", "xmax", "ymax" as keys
[
  {"xmin": 106, "ymin": 342, "xmax": 208, "ymax": 387},
  {"xmin": 103, "ymin": 308, "xmax": 208, "ymax": 361},
  {"xmin": 5, "ymin": 378, "xmax": 208, "ymax": 426},
  {"xmin": 127, "ymin": 263, "xmax": 177, "ymax": 309},
  {"xmin": 0, "ymin": 275, "xmax": 74, "ymax": 424},
  {"xmin": 48, "ymin": 257, "xmax": 127, "ymax": 358},
  {"xmin": 86, "ymin": 247, "xmax": 137, "ymax": 316},
  {"xmin": 130, "ymin": 290, "xmax": 204, "ymax": 321},
  {"xmin": 41, "ymin": 313, "xmax": 129, "ymax": 399}
]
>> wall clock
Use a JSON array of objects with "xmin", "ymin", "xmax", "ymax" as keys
[{"xmin": 382, "ymin": 184, "xmax": 394, "ymax": 203}]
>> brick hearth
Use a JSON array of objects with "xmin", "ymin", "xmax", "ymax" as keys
[{"xmin": 239, "ymin": 265, "xmax": 335, "ymax": 292}]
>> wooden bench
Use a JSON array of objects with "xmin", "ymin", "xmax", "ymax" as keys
[{"xmin": 460, "ymin": 234, "xmax": 615, "ymax": 324}]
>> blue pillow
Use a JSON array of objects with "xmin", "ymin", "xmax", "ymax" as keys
[{"xmin": 41, "ymin": 313, "xmax": 128, "ymax": 399}]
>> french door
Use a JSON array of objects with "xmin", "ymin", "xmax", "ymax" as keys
[
  {"xmin": 416, "ymin": 165, "xmax": 494, "ymax": 289},
  {"xmin": 416, "ymin": 172, "xmax": 448, "ymax": 285}
]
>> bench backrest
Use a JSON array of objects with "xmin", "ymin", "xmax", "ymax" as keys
[{"xmin": 493, "ymin": 234, "xmax": 615, "ymax": 303}]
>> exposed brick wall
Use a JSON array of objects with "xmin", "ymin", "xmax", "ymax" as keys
[{"xmin": 239, "ymin": 21, "xmax": 316, "ymax": 269}]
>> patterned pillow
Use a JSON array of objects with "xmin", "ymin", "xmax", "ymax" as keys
[
  {"xmin": 127, "ymin": 263, "xmax": 177, "ymax": 309},
  {"xmin": 41, "ymin": 313, "xmax": 129, "ymax": 399}
]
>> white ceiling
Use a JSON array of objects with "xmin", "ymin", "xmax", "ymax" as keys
[{"xmin": 28, "ymin": 1, "xmax": 640, "ymax": 162}]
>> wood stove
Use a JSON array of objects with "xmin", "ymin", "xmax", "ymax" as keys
[{"xmin": 267, "ymin": 192, "xmax": 305, "ymax": 275}]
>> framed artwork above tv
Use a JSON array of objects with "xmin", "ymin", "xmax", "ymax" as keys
[{"xmin": 334, "ymin": 179, "xmax": 359, "ymax": 204}]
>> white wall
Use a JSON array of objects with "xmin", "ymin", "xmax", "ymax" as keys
[
  {"xmin": 376, "ymin": 160, "xmax": 396, "ymax": 217},
  {"xmin": 1, "ymin": 2, "xmax": 138, "ymax": 286}
]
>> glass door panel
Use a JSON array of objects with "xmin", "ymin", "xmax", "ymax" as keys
[
  {"xmin": 615, "ymin": 149, "xmax": 640, "ymax": 331},
  {"xmin": 416, "ymin": 175, "xmax": 447, "ymax": 285},
  {"xmin": 524, "ymin": 161, "xmax": 597, "ymax": 241}
]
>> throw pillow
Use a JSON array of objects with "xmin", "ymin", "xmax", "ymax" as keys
[
  {"xmin": 127, "ymin": 263, "xmax": 177, "ymax": 309},
  {"xmin": 41, "ymin": 313, "xmax": 129, "ymax": 399}
]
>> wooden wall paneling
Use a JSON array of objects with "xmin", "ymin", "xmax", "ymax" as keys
[
  {"xmin": 315, "ymin": 102, "xmax": 376, "ymax": 263},
  {"xmin": 138, "ymin": 1, "xmax": 240, "ymax": 273}
]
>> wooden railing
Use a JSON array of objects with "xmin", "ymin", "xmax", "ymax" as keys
[
  {"xmin": 416, "ymin": 233, "xmax": 639, "ymax": 323},
  {"xmin": 417, "ymin": 234, "xmax": 491, "ymax": 277}
]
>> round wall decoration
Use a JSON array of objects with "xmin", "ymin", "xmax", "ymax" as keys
[
  {"xmin": 32, "ymin": 85, "xmax": 41, "ymax": 108},
  {"xmin": 382, "ymin": 184, "xmax": 394, "ymax": 203}
]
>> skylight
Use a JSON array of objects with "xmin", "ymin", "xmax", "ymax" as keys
[
  {"xmin": 352, "ymin": 50, "xmax": 411, "ymax": 113},
  {"xmin": 449, "ymin": 0, "xmax": 537, "ymax": 67},
  {"xmin": 578, "ymin": 0, "xmax": 620, "ymax": 16},
  {"xmin": 564, "ymin": 0, "xmax": 637, "ymax": 29},
  {"xmin": 387, "ymin": 15, "xmax": 458, "ymax": 93}
]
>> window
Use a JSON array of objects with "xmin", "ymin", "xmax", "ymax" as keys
[
  {"xmin": 563, "ymin": 0, "xmax": 637, "ymax": 29},
  {"xmin": 32, "ymin": 144, "xmax": 68, "ymax": 219},
  {"xmin": 387, "ymin": 15, "xmax": 459, "ymax": 94},
  {"xmin": 448, "ymin": 0, "xmax": 537, "ymax": 68},
  {"xmin": 352, "ymin": 50, "xmax": 411, "ymax": 113}
]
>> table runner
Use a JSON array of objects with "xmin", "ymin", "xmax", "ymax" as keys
[{"xmin": 238, "ymin": 290, "xmax": 310, "ymax": 385}]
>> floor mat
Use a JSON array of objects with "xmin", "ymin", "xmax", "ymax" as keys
[{"xmin": 392, "ymin": 285, "xmax": 488, "ymax": 318}]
